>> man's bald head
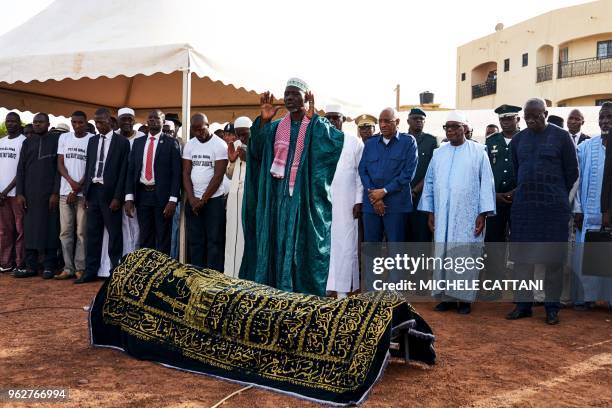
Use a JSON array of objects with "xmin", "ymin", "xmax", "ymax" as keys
[
  {"xmin": 567, "ymin": 108, "xmax": 585, "ymax": 134},
  {"xmin": 380, "ymin": 107, "xmax": 399, "ymax": 120},
  {"xmin": 569, "ymin": 109, "xmax": 583, "ymax": 119},
  {"xmin": 379, "ymin": 107, "xmax": 400, "ymax": 138},
  {"xmin": 524, "ymin": 98, "xmax": 546, "ymax": 111},
  {"xmin": 190, "ymin": 113, "xmax": 209, "ymax": 125},
  {"xmin": 190, "ymin": 112, "xmax": 210, "ymax": 141},
  {"xmin": 523, "ymin": 98, "xmax": 548, "ymax": 132},
  {"xmin": 147, "ymin": 109, "xmax": 165, "ymax": 134}
]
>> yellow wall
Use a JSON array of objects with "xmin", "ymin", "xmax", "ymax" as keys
[
  {"xmin": 457, "ymin": 0, "xmax": 612, "ymax": 109},
  {"xmin": 560, "ymin": 33, "xmax": 612, "ymax": 60},
  {"xmin": 558, "ymin": 93, "xmax": 612, "ymax": 106}
]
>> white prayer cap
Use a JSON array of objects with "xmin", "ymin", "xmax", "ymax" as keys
[
  {"xmin": 209, "ymin": 123, "xmax": 224, "ymax": 134},
  {"xmin": 118, "ymin": 107, "xmax": 135, "ymax": 117},
  {"xmin": 55, "ymin": 123, "xmax": 70, "ymax": 132},
  {"xmin": 445, "ymin": 111, "xmax": 467, "ymax": 125},
  {"xmin": 324, "ymin": 104, "xmax": 343, "ymax": 115},
  {"xmin": 286, "ymin": 77, "xmax": 309, "ymax": 93},
  {"xmin": 164, "ymin": 120, "xmax": 175, "ymax": 130},
  {"xmin": 233, "ymin": 116, "xmax": 253, "ymax": 129}
]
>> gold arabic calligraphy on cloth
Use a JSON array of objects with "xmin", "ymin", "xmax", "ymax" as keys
[{"xmin": 103, "ymin": 249, "xmax": 408, "ymax": 393}]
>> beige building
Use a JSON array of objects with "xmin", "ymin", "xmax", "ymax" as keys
[{"xmin": 456, "ymin": 0, "xmax": 612, "ymax": 109}]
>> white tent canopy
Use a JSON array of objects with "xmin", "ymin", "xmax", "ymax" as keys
[{"xmin": 0, "ymin": 0, "xmax": 359, "ymax": 124}]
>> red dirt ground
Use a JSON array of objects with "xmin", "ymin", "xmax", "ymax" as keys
[{"xmin": 1, "ymin": 273, "xmax": 610, "ymax": 407}]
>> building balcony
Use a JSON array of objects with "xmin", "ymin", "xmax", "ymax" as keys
[
  {"xmin": 536, "ymin": 64, "xmax": 553, "ymax": 82},
  {"xmin": 471, "ymin": 79, "xmax": 496, "ymax": 99},
  {"xmin": 558, "ymin": 56, "xmax": 612, "ymax": 79}
]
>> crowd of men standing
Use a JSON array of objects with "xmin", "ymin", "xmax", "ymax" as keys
[
  {"xmin": 0, "ymin": 77, "xmax": 611, "ymax": 327},
  {"xmin": 0, "ymin": 107, "xmax": 250, "ymax": 284}
]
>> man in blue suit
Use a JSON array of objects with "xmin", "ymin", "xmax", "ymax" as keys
[
  {"xmin": 359, "ymin": 108, "xmax": 418, "ymax": 243},
  {"xmin": 124, "ymin": 109, "xmax": 181, "ymax": 255},
  {"xmin": 77, "ymin": 108, "xmax": 130, "ymax": 283}
]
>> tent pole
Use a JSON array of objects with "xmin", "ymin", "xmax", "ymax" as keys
[{"xmin": 179, "ymin": 57, "xmax": 192, "ymax": 264}]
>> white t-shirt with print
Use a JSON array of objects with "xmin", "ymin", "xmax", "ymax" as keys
[
  {"xmin": 57, "ymin": 132, "xmax": 93, "ymax": 196},
  {"xmin": 0, "ymin": 134, "xmax": 26, "ymax": 197},
  {"xmin": 182, "ymin": 135, "xmax": 228, "ymax": 199}
]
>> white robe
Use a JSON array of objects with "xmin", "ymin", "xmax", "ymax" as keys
[
  {"xmin": 98, "ymin": 132, "xmax": 144, "ymax": 277},
  {"xmin": 418, "ymin": 140, "xmax": 496, "ymax": 301},
  {"xmin": 326, "ymin": 133, "xmax": 364, "ymax": 293},
  {"xmin": 572, "ymin": 136, "xmax": 612, "ymax": 301},
  {"xmin": 224, "ymin": 141, "xmax": 246, "ymax": 277}
]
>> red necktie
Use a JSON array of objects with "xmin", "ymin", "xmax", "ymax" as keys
[{"xmin": 145, "ymin": 136, "xmax": 155, "ymax": 182}]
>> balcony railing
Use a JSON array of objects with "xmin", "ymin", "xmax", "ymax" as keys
[
  {"xmin": 536, "ymin": 64, "xmax": 553, "ymax": 82},
  {"xmin": 471, "ymin": 79, "xmax": 496, "ymax": 99},
  {"xmin": 558, "ymin": 56, "xmax": 612, "ymax": 79}
]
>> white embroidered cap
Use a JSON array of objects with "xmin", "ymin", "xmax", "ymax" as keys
[
  {"xmin": 118, "ymin": 107, "xmax": 135, "ymax": 117},
  {"xmin": 233, "ymin": 116, "xmax": 253, "ymax": 129},
  {"xmin": 286, "ymin": 77, "xmax": 309, "ymax": 93}
]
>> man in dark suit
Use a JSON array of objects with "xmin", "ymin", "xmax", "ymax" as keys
[
  {"xmin": 125, "ymin": 109, "xmax": 181, "ymax": 255},
  {"xmin": 76, "ymin": 108, "xmax": 130, "ymax": 283},
  {"xmin": 567, "ymin": 109, "xmax": 590, "ymax": 147}
]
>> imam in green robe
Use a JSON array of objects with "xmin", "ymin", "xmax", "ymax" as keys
[{"xmin": 240, "ymin": 114, "xmax": 344, "ymax": 296}]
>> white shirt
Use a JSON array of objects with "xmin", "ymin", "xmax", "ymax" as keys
[
  {"xmin": 182, "ymin": 135, "xmax": 228, "ymax": 199},
  {"xmin": 127, "ymin": 130, "xmax": 145, "ymax": 147},
  {"xmin": 57, "ymin": 132, "xmax": 93, "ymax": 195},
  {"xmin": 570, "ymin": 132, "xmax": 582, "ymax": 147},
  {"xmin": 0, "ymin": 134, "xmax": 26, "ymax": 197},
  {"xmin": 92, "ymin": 130, "xmax": 114, "ymax": 184},
  {"xmin": 140, "ymin": 132, "xmax": 161, "ymax": 185}
]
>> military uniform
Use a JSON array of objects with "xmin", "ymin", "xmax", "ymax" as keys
[
  {"xmin": 355, "ymin": 114, "xmax": 377, "ymax": 143},
  {"xmin": 483, "ymin": 105, "xmax": 520, "ymax": 291},
  {"xmin": 408, "ymin": 132, "xmax": 438, "ymax": 242}
]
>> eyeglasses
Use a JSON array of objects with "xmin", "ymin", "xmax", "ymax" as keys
[{"xmin": 443, "ymin": 124, "xmax": 462, "ymax": 131}]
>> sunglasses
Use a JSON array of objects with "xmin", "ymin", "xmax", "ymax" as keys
[{"xmin": 443, "ymin": 124, "xmax": 462, "ymax": 130}]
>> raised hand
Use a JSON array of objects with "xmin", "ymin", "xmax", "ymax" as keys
[
  {"xmin": 305, "ymin": 91, "xmax": 315, "ymax": 119},
  {"xmin": 260, "ymin": 91, "xmax": 282, "ymax": 123}
]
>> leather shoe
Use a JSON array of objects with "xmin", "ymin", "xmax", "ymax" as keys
[
  {"xmin": 75, "ymin": 270, "xmax": 84, "ymax": 280},
  {"xmin": 55, "ymin": 270, "xmax": 75, "ymax": 280},
  {"xmin": 74, "ymin": 275, "xmax": 97, "ymax": 284},
  {"xmin": 42, "ymin": 270, "xmax": 55, "ymax": 279},
  {"xmin": 546, "ymin": 311, "xmax": 560, "ymax": 325},
  {"xmin": 434, "ymin": 301, "xmax": 457, "ymax": 312},
  {"xmin": 457, "ymin": 302, "xmax": 472, "ymax": 314},
  {"xmin": 14, "ymin": 268, "xmax": 37, "ymax": 278},
  {"xmin": 506, "ymin": 307, "xmax": 532, "ymax": 320}
]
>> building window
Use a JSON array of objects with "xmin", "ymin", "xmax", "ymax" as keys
[
  {"xmin": 597, "ymin": 40, "xmax": 612, "ymax": 59},
  {"xmin": 461, "ymin": 72, "xmax": 466, "ymax": 81},
  {"xmin": 559, "ymin": 47, "xmax": 568, "ymax": 63},
  {"xmin": 504, "ymin": 58, "xmax": 510, "ymax": 72},
  {"xmin": 522, "ymin": 53, "xmax": 528, "ymax": 67},
  {"xmin": 596, "ymin": 98, "xmax": 612, "ymax": 106}
]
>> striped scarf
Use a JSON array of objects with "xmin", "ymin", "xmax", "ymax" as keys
[{"xmin": 270, "ymin": 114, "xmax": 310, "ymax": 196}]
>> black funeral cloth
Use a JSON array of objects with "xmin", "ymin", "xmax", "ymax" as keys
[{"xmin": 90, "ymin": 249, "xmax": 436, "ymax": 406}]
